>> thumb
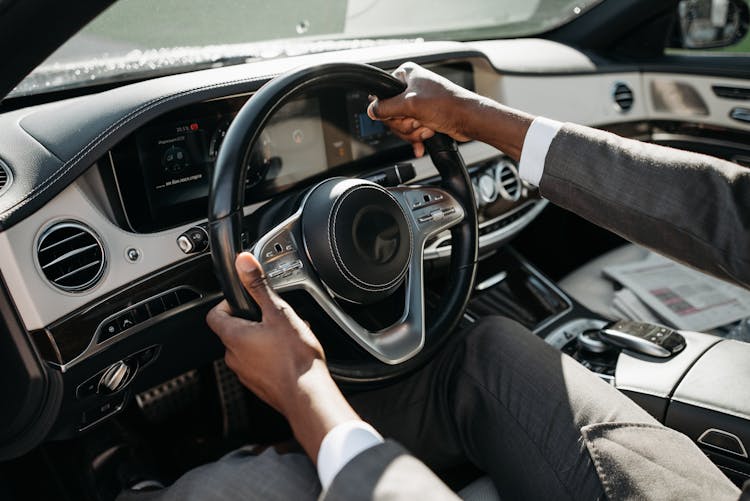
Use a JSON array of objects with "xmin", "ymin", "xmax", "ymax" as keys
[{"xmin": 235, "ymin": 252, "xmax": 279, "ymax": 311}]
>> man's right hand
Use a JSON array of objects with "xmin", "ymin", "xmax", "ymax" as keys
[
  {"xmin": 367, "ymin": 62, "xmax": 477, "ymax": 157},
  {"xmin": 368, "ymin": 62, "xmax": 535, "ymax": 162}
]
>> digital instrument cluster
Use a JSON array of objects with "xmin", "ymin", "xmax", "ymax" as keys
[{"xmin": 108, "ymin": 64, "xmax": 474, "ymax": 232}]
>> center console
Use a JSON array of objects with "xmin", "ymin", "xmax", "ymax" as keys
[{"xmin": 468, "ymin": 247, "xmax": 750, "ymax": 486}]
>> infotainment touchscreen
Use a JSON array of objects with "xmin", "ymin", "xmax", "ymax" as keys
[{"xmin": 135, "ymin": 117, "xmax": 212, "ymax": 224}]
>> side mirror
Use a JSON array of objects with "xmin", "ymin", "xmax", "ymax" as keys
[{"xmin": 672, "ymin": 0, "xmax": 749, "ymax": 49}]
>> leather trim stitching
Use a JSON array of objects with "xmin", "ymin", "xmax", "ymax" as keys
[{"xmin": 10, "ymin": 73, "xmax": 277, "ymax": 214}]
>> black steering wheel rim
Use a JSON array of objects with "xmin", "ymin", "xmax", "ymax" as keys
[{"xmin": 208, "ymin": 62, "xmax": 478, "ymax": 383}]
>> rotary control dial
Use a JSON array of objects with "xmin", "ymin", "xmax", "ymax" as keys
[{"xmin": 477, "ymin": 172, "xmax": 498, "ymax": 205}]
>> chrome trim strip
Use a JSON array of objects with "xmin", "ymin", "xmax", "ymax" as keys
[
  {"xmin": 475, "ymin": 271, "xmax": 508, "ymax": 292},
  {"xmin": 49, "ymin": 283, "xmax": 208, "ymax": 372},
  {"xmin": 108, "ymin": 151, "xmax": 137, "ymax": 233},
  {"xmin": 510, "ymin": 249, "xmax": 574, "ymax": 335}
]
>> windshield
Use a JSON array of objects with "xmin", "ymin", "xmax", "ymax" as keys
[{"xmin": 12, "ymin": 0, "xmax": 602, "ymax": 97}]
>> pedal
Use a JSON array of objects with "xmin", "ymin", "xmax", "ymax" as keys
[
  {"xmin": 135, "ymin": 370, "xmax": 200, "ymax": 423},
  {"xmin": 213, "ymin": 359, "xmax": 250, "ymax": 438}
]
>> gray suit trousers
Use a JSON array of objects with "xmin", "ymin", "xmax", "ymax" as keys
[{"xmin": 119, "ymin": 318, "xmax": 737, "ymax": 501}]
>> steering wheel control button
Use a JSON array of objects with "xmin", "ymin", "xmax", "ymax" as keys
[
  {"xmin": 302, "ymin": 179, "xmax": 412, "ymax": 304},
  {"xmin": 177, "ymin": 226, "xmax": 209, "ymax": 254}
]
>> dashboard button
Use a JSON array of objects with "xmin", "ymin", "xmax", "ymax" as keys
[
  {"xmin": 146, "ymin": 297, "xmax": 166, "ymax": 316},
  {"xmin": 176, "ymin": 226, "xmax": 209, "ymax": 254},
  {"xmin": 176, "ymin": 288, "xmax": 200, "ymax": 304},
  {"xmin": 162, "ymin": 291, "xmax": 180, "ymax": 310},
  {"xmin": 117, "ymin": 311, "xmax": 136, "ymax": 331},
  {"xmin": 132, "ymin": 305, "xmax": 150, "ymax": 323},
  {"xmin": 76, "ymin": 376, "xmax": 100, "ymax": 399},
  {"xmin": 100, "ymin": 320, "xmax": 120, "ymax": 341},
  {"xmin": 80, "ymin": 394, "xmax": 127, "ymax": 430}
]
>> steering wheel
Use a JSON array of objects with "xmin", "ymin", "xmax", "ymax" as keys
[{"xmin": 208, "ymin": 62, "xmax": 478, "ymax": 383}]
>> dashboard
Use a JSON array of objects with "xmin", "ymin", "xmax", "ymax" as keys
[
  {"xmin": 2, "ymin": 38, "xmax": 749, "ymax": 457},
  {"xmin": 109, "ymin": 64, "xmax": 474, "ymax": 232}
]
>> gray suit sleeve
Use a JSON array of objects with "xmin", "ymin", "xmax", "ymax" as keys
[
  {"xmin": 539, "ymin": 123, "xmax": 750, "ymax": 289},
  {"xmin": 320, "ymin": 440, "xmax": 459, "ymax": 501}
]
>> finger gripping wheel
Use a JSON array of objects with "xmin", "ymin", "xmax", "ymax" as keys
[{"xmin": 208, "ymin": 62, "xmax": 478, "ymax": 382}]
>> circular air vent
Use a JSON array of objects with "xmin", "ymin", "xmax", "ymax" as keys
[
  {"xmin": 0, "ymin": 161, "xmax": 12, "ymax": 196},
  {"xmin": 613, "ymin": 82, "xmax": 634, "ymax": 112},
  {"xmin": 37, "ymin": 221, "xmax": 106, "ymax": 292},
  {"xmin": 495, "ymin": 160, "xmax": 522, "ymax": 202}
]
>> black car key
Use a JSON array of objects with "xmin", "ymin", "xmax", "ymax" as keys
[{"xmin": 599, "ymin": 320, "xmax": 686, "ymax": 358}]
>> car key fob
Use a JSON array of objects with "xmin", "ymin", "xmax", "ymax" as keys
[{"xmin": 599, "ymin": 320, "xmax": 686, "ymax": 358}]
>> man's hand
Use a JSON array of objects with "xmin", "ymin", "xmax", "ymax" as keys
[
  {"xmin": 368, "ymin": 62, "xmax": 475, "ymax": 158},
  {"xmin": 368, "ymin": 62, "xmax": 535, "ymax": 161},
  {"xmin": 206, "ymin": 252, "xmax": 360, "ymax": 461}
]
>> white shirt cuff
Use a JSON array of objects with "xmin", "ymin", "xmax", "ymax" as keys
[
  {"xmin": 317, "ymin": 420, "xmax": 384, "ymax": 490},
  {"xmin": 518, "ymin": 117, "xmax": 563, "ymax": 187}
]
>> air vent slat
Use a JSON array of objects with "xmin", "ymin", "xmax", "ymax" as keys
[
  {"xmin": 613, "ymin": 82, "xmax": 634, "ymax": 112},
  {"xmin": 37, "ymin": 222, "xmax": 105, "ymax": 292},
  {"xmin": 53, "ymin": 260, "xmax": 102, "ymax": 284},
  {"xmin": 494, "ymin": 161, "xmax": 522, "ymax": 202},
  {"xmin": 41, "ymin": 243, "xmax": 98, "ymax": 269},
  {"xmin": 38, "ymin": 230, "xmax": 87, "ymax": 253},
  {"xmin": 0, "ymin": 161, "xmax": 10, "ymax": 195}
]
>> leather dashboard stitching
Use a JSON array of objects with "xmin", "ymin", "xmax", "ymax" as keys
[
  {"xmin": 9, "ymin": 73, "xmax": 278, "ymax": 215},
  {"xmin": 4, "ymin": 47, "xmax": 483, "ymax": 223}
]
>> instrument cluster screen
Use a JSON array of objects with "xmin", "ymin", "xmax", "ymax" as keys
[{"xmin": 110, "ymin": 63, "xmax": 474, "ymax": 232}]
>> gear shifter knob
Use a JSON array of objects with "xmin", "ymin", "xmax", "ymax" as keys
[{"xmin": 577, "ymin": 329, "xmax": 614, "ymax": 354}]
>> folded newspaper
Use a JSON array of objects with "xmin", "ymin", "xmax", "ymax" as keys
[{"xmin": 603, "ymin": 252, "xmax": 750, "ymax": 332}]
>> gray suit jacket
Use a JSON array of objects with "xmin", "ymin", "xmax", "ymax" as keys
[
  {"xmin": 322, "ymin": 124, "xmax": 748, "ymax": 501},
  {"xmin": 541, "ymin": 123, "xmax": 750, "ymax": 290}
]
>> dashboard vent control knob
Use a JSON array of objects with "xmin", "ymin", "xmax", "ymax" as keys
[
  {"xmin": 478, "ymin": 173, "xmax": 498, "ymax": 205},
  {"xmin": 177, "ymin": 226, "xmax": 209, "ymax": 254},
  {"xmin": 100, "ymin": 360, "xmax": 131, "ymax": 393}
]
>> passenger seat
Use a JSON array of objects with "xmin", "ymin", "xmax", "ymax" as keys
[{"xmin": 558, "ymin": 244, "xmax": 649, "ymax": 319}]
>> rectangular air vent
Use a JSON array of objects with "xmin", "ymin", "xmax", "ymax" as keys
[{"xmin": 713, "ymin": 85, "xmax": 750, "ymax": 101}]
